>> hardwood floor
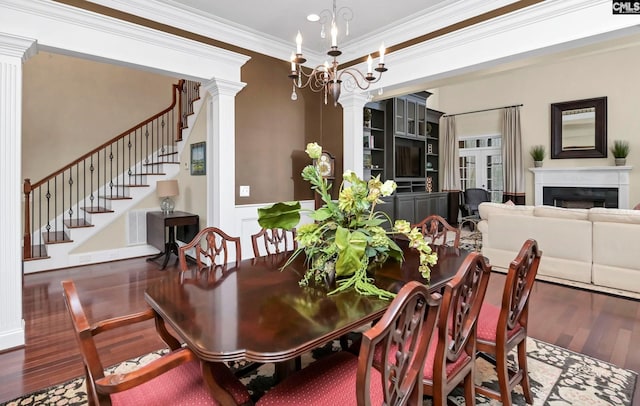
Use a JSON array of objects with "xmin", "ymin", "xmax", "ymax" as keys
[{"xmin": 0, "ymin": 256, "xmax": 638, "ymax": 403}]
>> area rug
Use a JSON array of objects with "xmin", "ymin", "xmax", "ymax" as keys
[{"xmin": 3, "ymin": 337, "xmax": 636, "ymax": 406}]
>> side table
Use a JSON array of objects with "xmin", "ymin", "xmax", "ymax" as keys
[
  {"xmin": 459, "ymin": 215, "xmax": 482, "ymax": 252},
  {"xmin": 146, "ymin": 211, "xmax": 199, "ymax": 269}
]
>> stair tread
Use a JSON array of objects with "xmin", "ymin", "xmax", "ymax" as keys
[
  {"xmin": 102, "ymin": 195, "xmax": 132, "ymax": 200},
  {"xmin": 143, "ymin": 162, "xmax": 179, "ymax": 166},
  {"xmin": 42, "ymin": 231, "xmax": 73, "ymax": 244},
  {"xmin": 24, "ymin": 245, "xmax": 49, "ymax": 261},
  {"xmin": 158, "ymin": 151, "xmax": 178, "ymax": 157},
  {"xmin": 130, "ymin": 172, "xmax": 166, "ymax": 176},
  {"xmin": 123, "ymin": 184, "xmax": 149, "ymax": 188},
  {"xmin": 64, "ymin": 219, "xmax": 94, "ymax": 228},
  {"xmin": 81, "ymin": 206, "xmax": 115, "ymax": 214}
]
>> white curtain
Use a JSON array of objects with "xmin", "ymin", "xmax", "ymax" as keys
[
  {"xmin": 502, "ymin": 106, "xmax": 525, "ymax": 204},
  {"xmin": 441, "ymin": 115, "xmax": 460, "ymax": 191}
]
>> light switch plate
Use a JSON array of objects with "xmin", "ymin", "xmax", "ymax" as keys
[{"xmin": 239, "ymin": 185, "xmax": 250, "ymax": 197}]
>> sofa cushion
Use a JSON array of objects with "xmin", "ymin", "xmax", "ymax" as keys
[
  {"xmin": 478, "ymin": 202, "xmax": 534, "ymax": 220},
  {"xmin": 534, "ymin": 205, "xmax": 589, "ymax": 220},
  {"xmin": 589, "ymin": 207, "xmax": 640, "ymax": 224}
]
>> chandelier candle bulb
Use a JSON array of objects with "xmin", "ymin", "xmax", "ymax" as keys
[
  {"xmin": 331, "ymin": 22, "xmax": 338, "ymax": 47},
  {"xmin": 296, "ymin": 31, "xmax": 302, "ymax": 54},
  {"xmin": 379, "ymin": 44, "xmax": 385, "ymax": 64},
  {"xmin": 367, "ymin": 55, "xmax": 373, "ymax": 74}
]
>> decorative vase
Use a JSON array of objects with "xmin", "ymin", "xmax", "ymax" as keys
[
  {"xmin": 534, "ymin": 161, "xmax": 543, "ymax": 168},
  {"xmin": 615, "ymin": 158, "xmax": 626, "ymax": 166}
]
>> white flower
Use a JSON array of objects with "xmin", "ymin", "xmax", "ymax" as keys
[
  {"xmin": 305, "ymin": 142, "xmax": 322, "ymax": 159},
  {"xmin": 380, "ymin": 180, "xmax": 397, "ymax": 196}
]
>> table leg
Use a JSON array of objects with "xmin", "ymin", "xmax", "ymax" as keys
[
  {"xmin": 200, "ymin": 361, "xmax": 240, "ymax": 406},
  {"xmin": 147, "ymin": 226, "xmax": 179, "ymax": 270},
  {"xmin": 274, "ymin": 358, "xmax": 299, "ymax": 383}
]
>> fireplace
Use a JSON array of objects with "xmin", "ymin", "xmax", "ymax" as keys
[
  {"xmin": 530, "ymin": 166, "xmax": 631, "ymax": 209},
  {"xmin": 543, "ymin": 186, "xmax": 618, "ymax": 208}
]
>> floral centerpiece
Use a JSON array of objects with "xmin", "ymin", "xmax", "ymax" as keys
[{"xmin": 257, "ymin": 142, "xmax": 437, "ymax": 300}]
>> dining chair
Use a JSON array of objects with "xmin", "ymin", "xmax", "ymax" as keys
[
  {"xmin": 178, "ymin": 226, "xmax": 241, "ymax": 272},
  {"xmin": 413, "ymin": 214, "xmax": 461, "ymax": 248},
  {"xmin": 251, "ymin": 227, "xmax": 297, "ymax": 257},
  {"xmin": 422, "ymin": 251, "xmax": 491, "ymax": 405},
  {"xmin": 256, "ymin": 280, "xmax": 442, "ymax": 406},
  {"xmin": 475, "ymin": 238, "xmax": 541, "ymax": 405},
  {"xmin": 61, "ymin": 280, "xmax": 252, "ymax": 406}
]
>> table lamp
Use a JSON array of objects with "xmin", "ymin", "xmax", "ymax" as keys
[{"xmin": 157, "ymin": 179, "xmax": 179, "ymax": 214}]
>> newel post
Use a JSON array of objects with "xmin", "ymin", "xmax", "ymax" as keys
[{"xmin": 23, "ymin": 178, "xmax": 31, "ymax": 259}]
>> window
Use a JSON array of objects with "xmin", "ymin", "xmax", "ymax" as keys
[{"xmin": 458, "ymin": 135, "xmax": 503, "ymax": 202}]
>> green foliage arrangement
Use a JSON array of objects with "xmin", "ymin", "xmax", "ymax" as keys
[
  {"xmin": 529, "ymin": 145, "xmax": 545, "ymax": 161},
  {"xmin": 257, "ymin": 142, "xmax": 437, "ymax": 300},
  {"xmin": 611, "ymin": 140, "xmax": 630, "ymax": 158}
]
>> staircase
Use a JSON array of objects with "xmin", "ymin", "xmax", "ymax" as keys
[{"xmin": 23, "ymin": 80, "xmax": 202, "ymax": 273}]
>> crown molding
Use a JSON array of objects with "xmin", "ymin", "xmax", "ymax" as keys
[
  {"xmin": 363, "ymin": 0, "xmax": 640, "ymax": 96},
  {"xmin": 84, "ymin": 0, "xmax": 327, "ymax": 65},
  {"xmin": 0, "ymin": 0, "xmax": 250, "ymax": 81},
  {"xmin": 84, "ymin": 0, "xmax": 525, "ymax": 67}
]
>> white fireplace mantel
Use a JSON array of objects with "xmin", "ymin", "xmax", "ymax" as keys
[{"xmin": 529, "ymin": 166, "xmax": 632, "ymax": 209}]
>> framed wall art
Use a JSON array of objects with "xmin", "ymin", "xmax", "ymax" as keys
[{"xmin": 190, "ymin": 142, "xmax": 206, "ymax": 175}]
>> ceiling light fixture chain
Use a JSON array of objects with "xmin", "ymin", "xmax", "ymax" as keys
[{"xmin": 289, "ymin": 0, "xmax": 387, "ymax": 106}]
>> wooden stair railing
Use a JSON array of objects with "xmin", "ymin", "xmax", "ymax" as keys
[{"xmin": 23, "ymin": 80, "xmax": 201, "ymax": 260}]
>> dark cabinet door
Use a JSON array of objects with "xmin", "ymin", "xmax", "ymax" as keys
[
  {"xmin": 414, "ymin": 193, "xmax": 448, "ymax": 222},
  {"xmin": 395, "ymin": 195, "xmax": 416, "ymax": 224}
]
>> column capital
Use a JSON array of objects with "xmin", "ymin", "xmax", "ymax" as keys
[
  {"xmin": 202, "ymin": 78, "xmax": 246, "ymax": 98},
  {"xmin": 0, "ymin": 33, "xmax": 37, "ymax": 61},
  {"xmin": 337, "ymin": 92, "xmax": 369, "ymax": 110}
]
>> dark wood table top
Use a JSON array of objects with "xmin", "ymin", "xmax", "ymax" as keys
[{"xmin": 145, "ymin": 243, "xmax": 472, "ymax": 364}]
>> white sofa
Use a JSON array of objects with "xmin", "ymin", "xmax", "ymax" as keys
[{"xmin": 477, "ymin": 202, "xmax": 640, "ymax": 298}]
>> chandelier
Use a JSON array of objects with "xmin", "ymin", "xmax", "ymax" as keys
[{"xmin": 288, "ymin": 0, "xmax": 387, "ymax": 106}]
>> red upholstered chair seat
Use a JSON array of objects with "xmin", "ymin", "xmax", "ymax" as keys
[
  {"xmin": 257, "ymin": 351, "xmax": 383, "ymax": 406},
  {"xmin": 422, "ymin": 330, "xmax": 472, "ymax": 381},
  {"xmin": 476, "ymin": 302, "xmax": 523, "ymax": 342},
  {"xmin": 111, "ymin": 360, "xmax": 251, "ymax": 405}
]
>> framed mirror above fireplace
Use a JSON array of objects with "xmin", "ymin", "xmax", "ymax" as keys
[{"xmin": 551, "ymin": 96, "xmax": 607, "ymax": 159}]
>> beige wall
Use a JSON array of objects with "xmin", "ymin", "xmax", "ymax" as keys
[
  {"xmin": 29, "ymin": 50, "xmax": 331, "ymax": 254},
  {"xmin": 434, "ymin": 42, "xmax": 640, "ymax": 206},
  {"xmin": 22, "ymin": 52, "xmax": 176, "ymax": 182}
]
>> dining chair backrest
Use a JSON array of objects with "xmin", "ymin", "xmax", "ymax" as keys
[
  {"xmin": 475, "ymin": 238, "xmax": 542, "ymax": 405},
  {"xmin": 178, "ymin": 226, "xmax": 241, "ymax": 271},
  {"xmin": 358, "ymin": 281, "xmax": 442, "ymax": 405},
  {"xmin": 61, "ymin": 280, "xmax": 252, "ymax": 406},
  {"xmin": 502, "ymin": 238, "xmax": 541, "ymax": 331},
  {"xmin": 422, "ymin": 251, "xmax": 491, "ymax": 405},
  {"xmin": 413, "ymin": 214, "xmax": 461, "ymax": 248},
  {"xmin": 251, "ymin": 227, "xmax": 298, "ymax": 257}
]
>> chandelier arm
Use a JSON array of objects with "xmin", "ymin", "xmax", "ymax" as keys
[
  {"xmin": 293, "ymin": 66, "xmax": 332, "ymax": 93},
  {"xmin": 338, "ymin": 68, "xmax": 382, "ymax": 91}
]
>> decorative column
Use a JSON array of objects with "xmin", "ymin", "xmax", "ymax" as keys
[
  {"xmin": 0, "ymin": 33, "xmax": 37, "ymax": 351},
  {"xmin": 339, "ymin": 92, "xmax": 369, "ymax": 178},
  {"xmin": 201, "ymin": 78, "xmax": 246, "ymax": 234}
]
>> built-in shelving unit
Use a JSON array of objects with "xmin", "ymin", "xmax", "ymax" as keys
[
  {"xmin": 362, "ymin": 93, "xmax": 450, "ymax": 223},
  {"xmin": 426, "ymin": 108, "xmax": 443, "ymax": 192},
  {"xmin": 363, "ymin": 101, "xmax": 386, "ymax": 182}
]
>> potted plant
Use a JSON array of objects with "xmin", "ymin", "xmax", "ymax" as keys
[
  {"xmin": 611, "ymin": 140, "xmax": 630, "ymax": 166},
  {"xmin": 529, "ymin": 145, "xmax": 545, "ymax": 167}
]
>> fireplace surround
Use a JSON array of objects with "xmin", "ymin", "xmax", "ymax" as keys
[{"xmin": 530, "ymin": 166, "xmax": 632, "ymax": 209}]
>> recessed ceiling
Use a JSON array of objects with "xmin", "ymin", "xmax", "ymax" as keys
[{"xmin": 165, "ymin": 0, "xmax": 449, "ymax": 55}]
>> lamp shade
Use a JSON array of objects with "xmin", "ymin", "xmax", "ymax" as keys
[{"xmin": 156, "ymin": 180, "xmax": 179, "ymax": 198}]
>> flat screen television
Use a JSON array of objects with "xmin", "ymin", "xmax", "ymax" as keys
[{"xmin": 395, "ymin": 144, "xmax": 424, "ymax": 177}]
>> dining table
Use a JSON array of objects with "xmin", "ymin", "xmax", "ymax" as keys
[{"xmin": 145, "ymin": 241, "xmax": 476, "ymax": 404}]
